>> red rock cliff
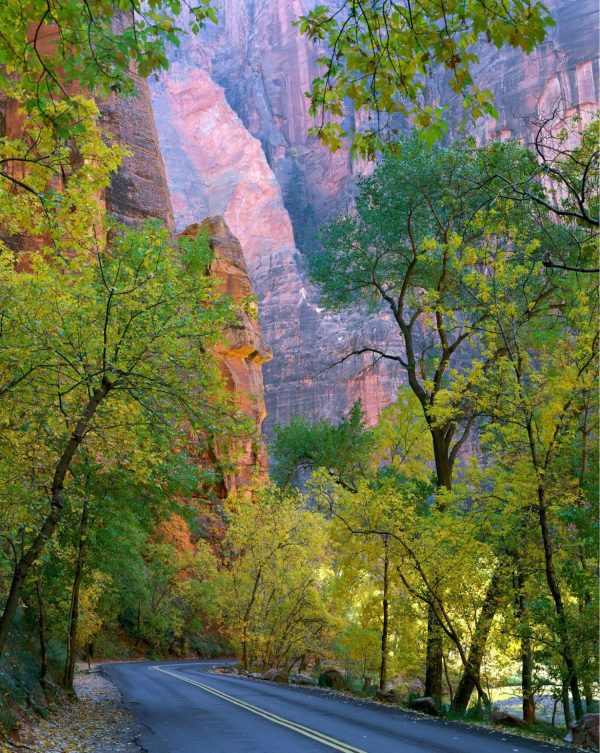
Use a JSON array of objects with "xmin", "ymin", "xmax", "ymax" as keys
[
  {"xmin": 150, "ymin": 64, "xmax": 401, "ymax": 432},
  {"xmin": 150, "ymin": 0, "xmax": 598, "ymax": 431},
  {"xmin": 179, "ymin": 216, "xmax": 272, "ymax": 494},
  {"xmin": 0, "ymin": 56, "xmax": 271, "ymax": 490}
]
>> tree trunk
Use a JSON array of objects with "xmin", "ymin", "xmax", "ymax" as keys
[
  {"xmin": 424, "ymin": 429, "xmax": 454, "ymax": 700},
  {"xmin": 35, "ymin": 579, "xmax": 48, "ymax": 691},
  {"xmin": 431, "ymin": 429, "xmax": 453, "ymax": 493},
  {"xmin": 523, "ymin": 417, "xmax": 583, "ymax": 721},
  {"xmin": 562, "ymin": 680, "xmax": 572, "ymax": 729},
  {"xmin": 240, "ymin": 567, "xmax": 262, "ymax": 671},
  {"xmin": 583, "ymin": 680, "xmax": 595, "ymax": 712},
  {"xmin": 63, "ymin": 499, "xmax": 89, "ymax": 692},
  {"xmin": 515, "ymin": 570, "xmax": 536, "ymax": 724},
  {"xmin": 451, "ymin": 564, "xmax": 505, "ymax": 713},
  {"xmin": 443, "ymin": 652, "xmax": 453, "ymax": 703},
  {"xmin": 521, "ymin": 634, "xmax": 536, "ymax": 724},
  {"xmin": 425, "ymin": 605, "xmax": 443, "ymax": 701},
  {"xmin": 242, "ymin": 625, "xmax": 249, "ymax": 671},
  {"xmin": 0, "ymin": 380, "xmax": 111, "ymax": 659},
  {"xmin": 379, "ymin": 540, "xmax": 390, "ymax": 693},
  {"xmin": 536, "ymin": 482, "xmax": 583, "ymax": 720}
]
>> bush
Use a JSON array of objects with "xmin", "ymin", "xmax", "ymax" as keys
[
  {"xmin": 93, "ymin": 630, "xmax": 135, "ymax": 660},
  {"xmin": 188, "ymin": 633, "xmax": 233, "ymax": 658}
]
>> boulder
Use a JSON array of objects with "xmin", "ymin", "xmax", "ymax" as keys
[
  {"xmin": 375, "ymin": 690, "xmax": 402, "ymax": 704},
  {"xmin": 564, "ymin": 713, "xmax": 599, "ymax": 748},
  {"xmin": 212, "ymin": 665, "xmax": 237, "ymax": 675},
  {"xmin": 249, "ymin": 672, "xmax": 263, "ymax": 680},
  {"xmin": 290, "ymin": 673, "xmax": 318, "ymax": 686},
  {"xmin": 262, "ymin": 669, "xmax": 289, "ymax": 683},
  {"xmin": 490, "ymin": 710, "xmax": 527, "ymax": 728},
  {"xmin": 319, "ymin": 668, "xmax": 345, "ymax": 690},
  {"xmin": 410, "ymin": 697, "xmax": 439, "ymax": 717}
]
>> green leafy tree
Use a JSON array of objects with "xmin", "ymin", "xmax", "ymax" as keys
[
  {"xmin": 478, "ymin": 112, "xmax": 599, "ymax": 273},
  {"xmin": 309, "ymin": 134, "xmax": 560, "ymax": 705},
  {"xmin": 218, "ymin": 485, "xmax": 335, "ymax": 671},
  {"xmin": 297, "ymin": 0, "xmax": 553, "ymax": 152},
  {"xmin": 272, "ymin": 401, "xmax": 372, "ymax": 490},
  {"xmin": 475, "ymin": 264, "xmax": 598, "ymax": 720},
  {"xmin": 274, "ymin": 395, "xmax": 433, "ymax": 694},
  {"xmin": 0, "ymin": 220, "xmax": 241, "ymax": 658}
]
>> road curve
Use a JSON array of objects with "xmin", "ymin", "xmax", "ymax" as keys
[{"xmin": 104, "ymin": 660, "xmax": 568, "ymax": 753}]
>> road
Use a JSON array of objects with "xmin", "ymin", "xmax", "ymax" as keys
[{"xmin": 104, "ymin": 661, "xmax": 569, "ymax": 753}]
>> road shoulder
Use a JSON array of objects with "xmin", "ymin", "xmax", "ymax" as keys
[{"xmin": 2, "ymin": 667, "xmax": 143, "ymax": 753}]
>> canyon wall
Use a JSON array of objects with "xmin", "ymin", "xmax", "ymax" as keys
[
  {"xmin": 151, "ymin": 0, "xmax": 599, "ymax": 433},
  {"xmin": 101, "ymin": 89, "xmax": 273, "ymax": 486},
  {"xmin": 150, "ymin": 61, "xmax": 400, "ymax": 433},
  {"xmin": 0, "ymin": 66, "xmax": 270, "ymax": 489}
]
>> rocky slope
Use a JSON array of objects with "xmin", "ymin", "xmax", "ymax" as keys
[{"xmin": 150, "ymin": 0, "xmax": 599, "ymax": 432}]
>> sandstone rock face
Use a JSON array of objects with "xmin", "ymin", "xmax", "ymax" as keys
[
  {"xmin": 0, "ymin": 19, "xmax": 174, "ymax": 231},
  {"xmin": 0, "ymin": 52, "xmax": 271, "ymax": 491},
  {"xmin": 150, "ymin": 43, "xmax": 402, "ymax": 433},
  {"xmin": 151, "ymin": 0, "xmax": 598, "ymax": 433},
  {"xmin": 99, "ymin": 76, "xmax": 174, "ymax": 228},
  {"xmin": 180, "ymin": 217, "xmax": 272, "ymax": 493},
  {"xmin": 435, "ymin": 0, "xmax": 599, "ymax": 143}
]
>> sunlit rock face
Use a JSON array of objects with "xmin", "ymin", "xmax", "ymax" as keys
[
  {"xmin": 151, "ymin": 0, "xmax": 598, "ymax": 431},
  {"xmin": 180, "ymin": 217, "xmax": 272, "ymax": 493},
  {"xmin": 150, "ymin": 61, "xmax": 402, "ymax": 433}
]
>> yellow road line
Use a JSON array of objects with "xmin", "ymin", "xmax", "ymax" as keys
[{"xmin": 151, "ymin": 666, "xmax": 368, "ymax": 753}]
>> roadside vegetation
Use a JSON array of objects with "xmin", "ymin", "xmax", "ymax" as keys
[{"xmin": 0, "ymin": 0, "xmax": 597, "ymax": 748}]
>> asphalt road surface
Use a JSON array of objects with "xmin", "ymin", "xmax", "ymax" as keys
[{"xmin": 104, "ymin": 661, "xmax": 570, "ymax": 753}]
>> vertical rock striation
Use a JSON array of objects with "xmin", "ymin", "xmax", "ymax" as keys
[
  {"xmin": 151, "ymin": 0, "xmax": 598, "ymax": 431},
  {"xmin": 150, "ymin": 63, "xmax": 402, "ymax": 432},
  {"xmin": 99, "ymin": 77, "xmax": 174, "ymax": 228}
]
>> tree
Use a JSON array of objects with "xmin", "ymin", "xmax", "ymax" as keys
[
  {"xmin": 272, "ymin": 401, "xmax": 372, "ymax": 490},
  {"xmin": 479, "ymin": 110, "xmax": 599, "ymax": 273},
  {"xmin": 0, "ymin": 0, "xmax": 217, "ymax": 106},
  {"xmin": 274, "ymin": 394, "xmax": 432, "ymax": 693},
  {"xmin": 475, "ymin": 262, "xmax": 598, "ymax": 720},
  {"xmin": 310, "ymin": 135, "xmax": 553, "ymax": 703},
  {"xmin": 0, "ymin": 1, "xmax": 218, "ymax": 304},
  {"xmin": 296, "ymin": 0, "xmax": 554, "ymax": 153},
  {"xmin": 0, "ymin": 0, "xmax": 217, "ymax": 193},
  {"xmin": 218, "ymin": 485, "xmax": 335, "ymax": 671},
  {"xmin": 0, "ymin": 219, "xmax": 241, "ymax": 658}
]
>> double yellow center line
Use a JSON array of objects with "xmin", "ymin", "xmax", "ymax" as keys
[{"xmin": 151, "ymin": 666, "xmax": 367, "ymax": 753}]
